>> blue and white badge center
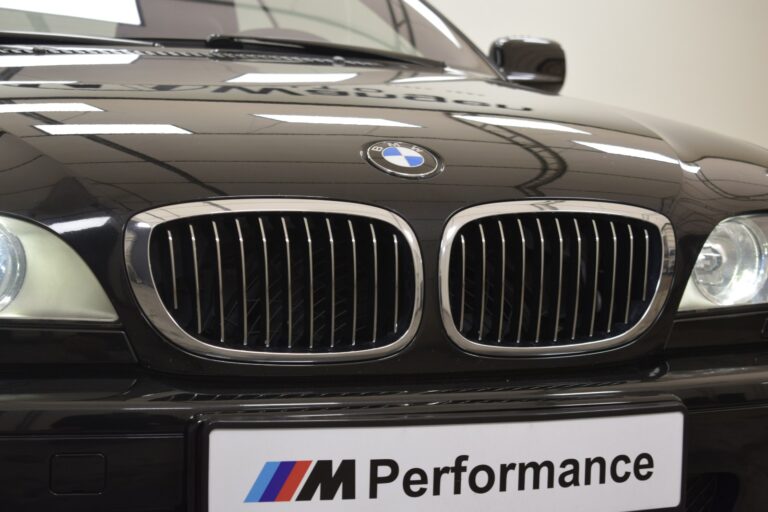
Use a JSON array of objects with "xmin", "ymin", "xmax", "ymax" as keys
[
  {"xmin": 381, "ymin": 146, "xmax": 425, "ymax": 168},
  {"xmin": 365, "ymin": 141, "xmax": 443, "ymax": 178}
]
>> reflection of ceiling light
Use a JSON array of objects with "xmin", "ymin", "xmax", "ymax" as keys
[
  {"xmin": 0, "ymin": 80, "xmax": 77, "ymax": 85},
  {"xmin": 0, "ymin": 0, "xmax": 141, "ymax": 25},
  {"xmin": 35, "ymin": 124, "xmax": 191, "ymax": 135},
  {"xmin": 0, "ymin": 54, "xmax": 139, "ymax": 68},
  {"xmin": 521, "ymin": 37, "xmax": 551, "ymax": 45},
  {"xmin": 255, "ymin": 114, "xmax": 420, "ymax": 128},
  {"xmin": 392, "ymin": 75, "xmax": 466, "ymax": 84},
  {"xmin": 227, "ymin": 73, "xmax": 357, "ymax": 84},
  {"xmin": 0, "ymin": 102, "xmax": 101, "ymax": 113},
  {"xmin": 454, "ymin": 114, "xmax": 591, "ymax": 135},
  {"xmin": 679, "ymin": 162, "xmax": 701, "ymax": 173},
  {"xmin": 403, "ymin": 0, "xmax": 460, "ymax": 48},
  {"xmin": 573, "ymin": 141, "xmax": 700, "ymax": 173},
  {"xmin": 50, "ymin": 216, "xmax": 110, "ymax": 234},
  {"xmin": 506, "ymin": 72, "xmax": 539, "ymax": 81}
]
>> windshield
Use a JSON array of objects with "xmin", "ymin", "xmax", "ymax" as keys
[{"xmin": 0, "ymin": 0, "xmax": 494, "ymax": 73}]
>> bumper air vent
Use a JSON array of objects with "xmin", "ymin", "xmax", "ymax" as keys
[
  {"xmin": 439, "ymin": 201, "xmax": 674, "ymax": 356},
  {"xmin": 126, "ymin": 200, "xmax": 422, "ymax": 363}
]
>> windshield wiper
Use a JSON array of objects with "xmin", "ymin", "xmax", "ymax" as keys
[
  {"xmin": 0, "ymin": 30, "xmax": 158, "ymax": 47},
  {"xmin": 204, "ymin": 34, "xmax": 445, "ymax": 69}
]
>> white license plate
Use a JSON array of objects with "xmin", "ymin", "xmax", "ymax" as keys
[{"xmin": 207, "ymin": 411, "xmax": 684, "ymax": 512}]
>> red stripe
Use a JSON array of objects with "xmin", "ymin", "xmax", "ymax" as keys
[{"xmin": 275, "ymin": 460, "xmax": 312, "ymax": 502}]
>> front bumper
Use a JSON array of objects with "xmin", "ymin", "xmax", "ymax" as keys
[{"xmin": 1, "ymin": 350, "xmax": 767, "ymax": 511}]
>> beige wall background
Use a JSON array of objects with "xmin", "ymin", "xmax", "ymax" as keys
[{"xmin": 432, "ymin": 0, "xmax": 768, "ymax": 149}]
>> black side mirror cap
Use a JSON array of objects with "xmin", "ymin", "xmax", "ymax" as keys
[{"xmin": 489, "ymin": 37, "xmax": 566, "ymax": 93}]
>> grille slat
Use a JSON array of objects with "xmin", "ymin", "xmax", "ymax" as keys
[
  {"xmin": 516, "ymin": 219, "xmax": 526, "ymax": 343},
  {"xmin": 258, "ymin": 217, "xmax": 271, "ymax": 347},
  {"xmin": 607, "ymin": 221, "xmax": 618, "ymax": 334},
  {"xmin": 303, "ymin": 217, "xmax": 315, "ymax": 350},
  {"xmin": 281, "ymin": 217, "xmax": 293, "ymax": 348},
  {"xmin": 348, "ymin": 220, "xmax": 358, "ymax": 346},
  {"xmin": 441, "ymin": 201, "xmax": 673, "ymax": 355},
  {"xmin": 235, "ymin": 219, "xmax": 247, "ymax": 345},
  {"xmin": 212, "ymin": 220, "xmax": 225, "ymax": 343},
  {"xmin": 589, "ymin": 219, "xmax": 600, "ymax": 338},
  {"xmin": 496, "ymin": 220, "xmax": 506, "ymax": 343},
  {"xmin": 326, "ymin": 218, "xmax": 336, "ymax": 348},
  {"xmin": 167, "ymin": 230, "xmax": 178, "ymax": 311},
  {"xmin": 145, "ymin": 206, "xmax": 417, "ymax": 360},
  {"xmin": 571, "ymin": 218, "xmax": 582, "ymax": 340},
  {"xmin": 393, "ymin": 234, "xmax": 400, "ymax": 333},
  {"xmin": 643, "ymin": 228, "xmax": 650, "ymax": 301},
  {"xmin": 535, "ymin": 218, "xmax": 545, "ymax": 343},
  {"xmin": 459, "ymin": 234, "xmax": 467, "ymax": 332},
  {"xmin": 189, "ymin": 224, "xmax": 202, "ymax": 335},
  {"xmin": 370, "ymin": 223, "xmax": 379, "ymax": 344},
  {"xmin": 625, "ymin": 224, "xmax": 634, "ymax": 324},
  {"xmin": 554, "ymin": 218, "xmax": 564, "ymax": 342},
  {"xmin": 478, "ymin": 224, "xmax": 487, "ymax": 341}
]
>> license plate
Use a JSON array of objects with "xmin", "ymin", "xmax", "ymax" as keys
[{"xmin": 206, "ymin": 411, "xmax": 684, "ymax": 512}]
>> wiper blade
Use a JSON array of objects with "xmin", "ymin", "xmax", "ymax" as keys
[
  {"xmin": 0, "ymin": 30, "xmax": 158, "ymax": 47},
  {"xmin": 205, "ymin": 34, "xmax": 445, "ymax": 69}
]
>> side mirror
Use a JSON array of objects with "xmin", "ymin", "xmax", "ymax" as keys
[{"xmin": 489, "ymin": 37, "xmax": 566, "ymax": 93}]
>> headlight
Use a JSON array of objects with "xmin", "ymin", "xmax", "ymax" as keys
[
  {"xmin": 0, "ymin": 224, "xmax": 25, "ymax": 311},
  {"xmin": 0, "ymin": 216, "xmax": 117, "ymax": 322},
  {"xmin": 679, "ymin": 215, "xmax": 768, "ymax": 311}
]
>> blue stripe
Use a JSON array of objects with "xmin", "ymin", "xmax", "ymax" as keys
[
  {"xmin": 244, "ymin": 461, "xmax": 281, "ymax": 503},
  {"xmin": 260, "ymin": 461, "xmax": 296, "ymax": 502}
]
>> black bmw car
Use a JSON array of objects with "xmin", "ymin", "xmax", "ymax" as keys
[{"xmin": 0, "ymin": 1, "xmax": 765, "ymax": 511}]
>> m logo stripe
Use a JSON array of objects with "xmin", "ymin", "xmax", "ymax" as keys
[
  {"xmin": 276, "ymin": 460, "xmax": 312, "ymax": 501},
  {"xmin": 244, "ymin": 461, "xmax": 280, "ymax": 503},
  {"xmin": 244, "ymin": 460, "xmax": 314, "ymax": 503},
  {"xmin": 260, "ymin": 461, "xmax": 296, "ymax": 502}
]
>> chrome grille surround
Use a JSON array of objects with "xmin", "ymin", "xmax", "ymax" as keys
[
  {"xmin": 439, "ymin": 200, "xmax": 675, "ymax": 356},
  {"xmin": 125, "ymin": 199, "xmax": 423, "ymax": 363}
]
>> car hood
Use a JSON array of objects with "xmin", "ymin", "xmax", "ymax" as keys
[
  {"xmin": 3, "ymin": 46, "xmax": 768, "ymax": 376},
  {"xmin": 1, "ymin": 47, "xmax": 767, "ymax": 228}
]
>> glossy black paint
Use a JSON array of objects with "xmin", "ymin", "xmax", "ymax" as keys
[
  {"xmin": 2, "ymin": 434, "xmax": 184, "ymax": 511},
  {"xmin": 0, "ymin": 352, "xmax": 765, "ymax": 510},
  {"xmin": 0, "ymin": 326, "xmax": 134, "ymax": 364},
  {"xmin": 1, "ymin": 50, "xmax": 767, "ymax": 376},
  {"xmin": 0, "ymin": 20, "xmax": 767, "ymax": 511}
]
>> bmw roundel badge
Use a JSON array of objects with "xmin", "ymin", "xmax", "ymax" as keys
[{"xmin": 364, "ymin": 141, "xmax": 444, "ymax": 179}]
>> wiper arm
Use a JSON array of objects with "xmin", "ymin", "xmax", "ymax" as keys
[
  {"xmin": 0, "ymin": 30, "xmax": 158, "ymax": 47},
  {"xmin": 205, "ymin": 34, "xmax": 445, "ymax": 69}
]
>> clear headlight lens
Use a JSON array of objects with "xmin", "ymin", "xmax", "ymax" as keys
[
  {"xmin": 679, "ymin": 215, "xmax": 768, "ymax": 311},
  {"xmin": 0, "ymin": 224, "xmax": 25, "ymax": 311},
  {"xmin": 0, "ymin": 216, "xmax": 117, "ymax": 322}
]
